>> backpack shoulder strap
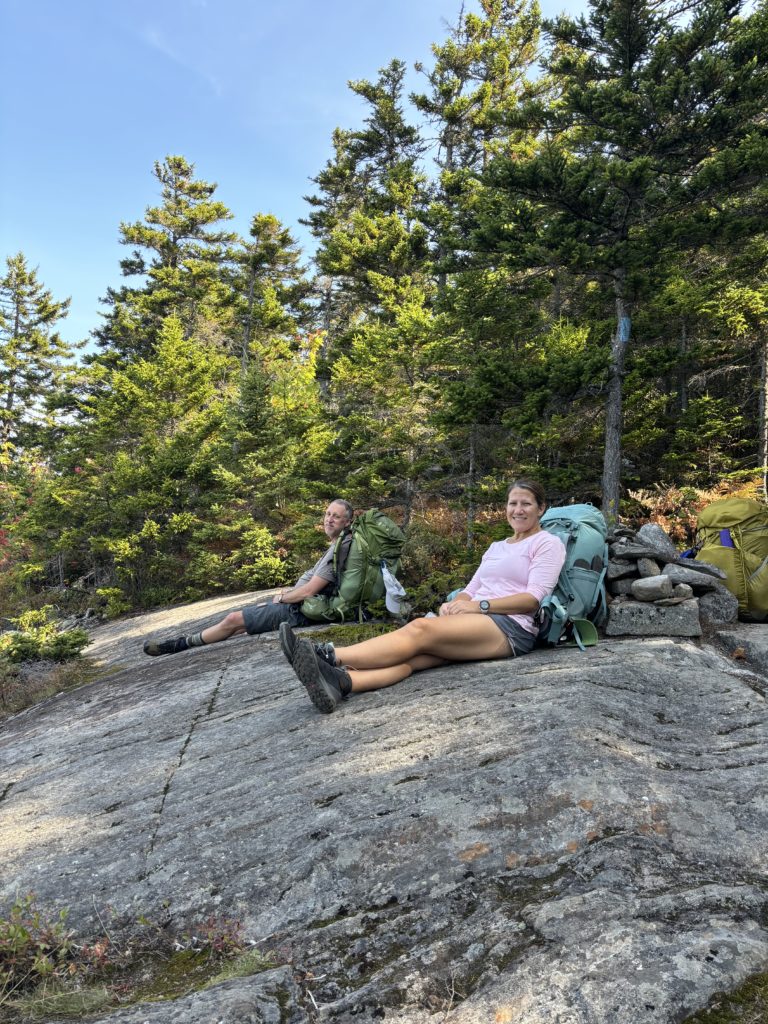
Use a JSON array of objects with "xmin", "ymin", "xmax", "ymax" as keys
[{"xmin": 334, "ymin": 528, "xmax": 354, "ymax": 576}]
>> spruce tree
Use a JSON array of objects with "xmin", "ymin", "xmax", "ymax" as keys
[
  {"xmin": 412, "ymin": 0, "xmax": 542, "ymax": 276},
  {"xmin": 0, "ymin": 253, "xmax": 73, "ymax": 467},
  {"xmin": 482, "ymin": 0, "xmax": 768, "ymax": 519},
  {"xmin": 303, "ymin": 60, "xmax": 428, "ymax": 334},
  {"xmin": 95, "ymin": 155, "xmax": 237, "ymax": 362},
  {"xmin": 411, "ymin": 0, "xmax": 545, "ymax": 530},
  {"xmin": 228, "ymin": 213, "xmax": 314, "ymax": 372}
]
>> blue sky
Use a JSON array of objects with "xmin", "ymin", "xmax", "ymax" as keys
[{"xmin": 1, "ymin": 0, "xmax": 586, "ymax": 348}]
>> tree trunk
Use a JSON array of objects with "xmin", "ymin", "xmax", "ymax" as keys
[
  {"xmin": 678, "ymin": 319, "xmax": 688, "ymax": 413},
  {"xmin": 466, "ymin": 426, "xmax": 476, "ymax": 553},
  {"xmin": 601, "ymin": 275, "xmax": 630, "ymax": 524},
  {"xmin": 402, "ymin": 471, "xmax": 414, "ymax": 532},
  {"xmin": 241, "ymin": 272, "xmax": 255, "ymax": 375},
  {"xmin": 759, "ymin": 333, "xmax": 768, "ymax": 500}
]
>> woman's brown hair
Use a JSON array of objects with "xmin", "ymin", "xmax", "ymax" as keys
[{"xmin": 506, "ymin": 478, "xmax": 546, "ymax": 509}]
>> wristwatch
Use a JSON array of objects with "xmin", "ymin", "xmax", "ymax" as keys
[{"xmin": 479, "ymin": 600, "xmax": 491, "ymax": 614}]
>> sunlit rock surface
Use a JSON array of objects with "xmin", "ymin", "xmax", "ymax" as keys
[{"xmin": 1, "ymin": 594, "xmax": 767, "ymax": 1023}]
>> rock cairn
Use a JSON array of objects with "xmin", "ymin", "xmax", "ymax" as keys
[{"xmin": 606, "ymin": 522, "xmax": 739, "ymax": 636}]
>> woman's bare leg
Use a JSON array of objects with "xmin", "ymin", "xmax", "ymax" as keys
[
  {"xmin": 337, "ymin": 616, "xmax": 510, "ymax": 670},
  {"xmin": 347, "ymin": 654, "xmax": 448, "ymax": 692}
]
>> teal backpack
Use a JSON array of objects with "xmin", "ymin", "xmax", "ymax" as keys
[
  {"xmin": 536, "ymin": 503, "xmax": 609, "ymax": 650},
  {"xmin": 301, "ymin": 509, "xmax": 406, "ymax": 623}
]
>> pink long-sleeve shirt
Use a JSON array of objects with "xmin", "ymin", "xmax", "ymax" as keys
[{"xmin": 463, "ymin": 531, "xmax": 566, "ymax": 635}]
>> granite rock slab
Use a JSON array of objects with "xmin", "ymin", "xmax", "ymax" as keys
[
  {"xmin": 631, "ymin": 576, "xmax": 674, "ymax": 602},
  {"xmin": 609, "ymin": 577, "xmax": 636, "ymax": 595},
  {"xmin": 605, "ymin": 598, "xmax": 702, "ymax": 636},
  {"xmin": 2, "ymin": 598, "xmax": 768, "ymax": 1023},
  {"xmin": 610, "ymin": 542, "xmax": 675, "ymax": 562},
  {"xmin": 669, "ymin": 559, "xmax": 727, "ymax": 580},
  {"xmin": 636, "ymin": 524, "xmax": 679, "ymax": 560},
  {"xmin": 699, "ymin": 588, "xmax": 740, "ymax": 629},
  {"xmin": 638, "ymin": 557, "xmax": 662, "ymax": 577},
  {"xmin": 715, "ymin": 624, "xmax": 768, "ymax": 685},
  {"xmin": 607, "ymin": 559, "xmax": 637, "ymax": 582},
  {"xmin": 662, "ymin": 564, "xmax": 721, "ymax": 592}
]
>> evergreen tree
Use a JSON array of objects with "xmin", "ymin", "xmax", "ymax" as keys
[
  {"xmin": 303, "ymin": 60, "xmax": 428, "ymax": 335},
  {"xmin": 302, "ymin": 129, "xmax": 366, "ymax": 346},
  {"xmin": 482, "ymin": 0, "xmax": 768, "ymax": 519},
  {"xmin": 0, "ymin": 253, "xmax": 73, "ymax": 467},
  {"xmin": 410, "ymin": 0, "xmax": 550, "ymax": 533},
  {"xmin": 95, "ymin": 156, "xmax": 237, "ymax": 361},
  {"xmin": 228, "ymin": 213, "xmax": 314, "ymax": 372},
  {"xmin": 31, "ymin": 315, "xmax": 240, "ymax": 605},
  {"xmin": 413, "ymin": 0, "xmax": 542, "ymax": 277},
  {"xmin": 329, "ymin": 274, "xmax": 445, "ymax": 524}
]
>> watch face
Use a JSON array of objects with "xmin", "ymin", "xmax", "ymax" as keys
[{"xmin": 480, "ymin": 600, "xmax": 490, "ymax": 613}]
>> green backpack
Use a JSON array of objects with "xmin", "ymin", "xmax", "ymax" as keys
[
  {"xmin": 536, "ymin": 504, "xmax": 609, "ymax": 650},
  {"xmin": 694, "ymin": 497, "xmax": 768, "ymax": 620},
  {"xmin": 301, "ymin": 509, "xmax": 406, "ymax": 623}
]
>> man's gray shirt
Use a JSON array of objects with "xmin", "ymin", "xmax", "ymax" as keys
[{"xmin": 293, "ymin": 539, "xmax": 338, "ymax": 590}]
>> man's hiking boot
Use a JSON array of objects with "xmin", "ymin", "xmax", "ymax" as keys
[
  {"xmin": 279, "ymin": 622, "xmax": 298, "ymax": 665},
  {"xmin": 293, "ymin": 638, "xmax": 351, "ymax": 714},
  {"xmin": 143, "ymin": 636, "xmax": 189, "ymax": 657}
]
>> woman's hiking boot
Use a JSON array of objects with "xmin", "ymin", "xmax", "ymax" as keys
[
  {"xmin": 314, "ymin": 641, "xmax": 338, "ymax": 667},
  {"xmin": 279, "ymin": 623, "xmax": 338, "ymax": 668},
  {"xmin": 279, "ymin": 622, "xmax": 298, "ymax": 664},
  {"xmin": 292, "ymin": 638, "xmax": 352, "ymax": 714}
]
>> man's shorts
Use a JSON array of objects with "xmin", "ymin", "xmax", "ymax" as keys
[{"xmin": 241, "ymin": 600, "xmax": 311, "ymax": 636}]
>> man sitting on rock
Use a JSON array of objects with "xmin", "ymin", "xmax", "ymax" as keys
[{"xmin": 142, "ymin": 499, "xmax": 354, "ymax": 657}]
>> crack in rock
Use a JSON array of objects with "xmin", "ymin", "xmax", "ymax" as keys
[{"xmin": 145, "ymin": 657, "xmax": 229, "ymax": 859}]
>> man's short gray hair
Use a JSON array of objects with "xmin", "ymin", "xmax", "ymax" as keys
[{"xmin": 329, "ymin": 498, "xmax": 354, "ymax": 522}]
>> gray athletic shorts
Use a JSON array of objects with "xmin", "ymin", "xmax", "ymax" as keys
[
  {"xmin": 241, "ymin": 600, "xmax": 310, "ymax": 635},
  {"xmin": 489, "ymin": 614, "xmax": 537, "ymax": 656}
]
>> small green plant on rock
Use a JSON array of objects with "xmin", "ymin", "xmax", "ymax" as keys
[
  {"xmin": 0, "ymin": 607, "xmax": 88, "ymax": 664},
  {"xmin": 1, "ymin": 897, "xmax": 277, "ymax": 1020},
  {"xmin": 0, "ymin": 893, "xmax": 75, "ymax": 1006},
  {"xmin": 95, "ymin": 587, "xmax": 131, "ymax": 620},
  {"xmin": 310, "ymin": 622, "xmax": 397, "ymax": 646}
]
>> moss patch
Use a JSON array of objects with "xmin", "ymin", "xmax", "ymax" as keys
[
  {"xmin": 309, "ymin": 622, "xmax": 398, "ymax": 645},
  {"xmin": 4, "ymin": 947, "xmax": 277, "ymax": 1021},
  {"xmin": 682, "ymin": 971, "xmax": 768, "ymax": 1023},
  {"xmin": 204, "ymin": 948, "xmax": 275, "ymax": 987},
  {"xmin": 9, "ymin": 985, "xmax": 115, "ymax": 1021}
]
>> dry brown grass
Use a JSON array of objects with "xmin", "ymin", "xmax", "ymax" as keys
[{"xmin": 0, "ymin": 657, "xmax": 101, "ymax": 721}]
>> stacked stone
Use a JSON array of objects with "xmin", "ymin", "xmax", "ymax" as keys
[{"xmin": 605, "ymin": 523, "xmax": 739, "ymax": 637}]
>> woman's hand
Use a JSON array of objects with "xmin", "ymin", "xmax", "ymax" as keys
[{"xmin": 439, "ymin": 600, "xmax": 479, "ymax": 616}]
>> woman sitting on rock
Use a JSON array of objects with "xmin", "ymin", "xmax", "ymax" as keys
[{"xmin": 280, "ymin": 479, "xmax": 567, "ymax": 714}]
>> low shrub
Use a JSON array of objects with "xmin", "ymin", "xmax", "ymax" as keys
[
  {"xmin": 0, "ymin": 659, "xmax": 99, "ymax": 720},
  {"xmin": 0, "ymin": 893, "xmax": 75, "ymax": 1005},
  {"xmin": 0, "ymin": 896, "xmax": 275, "ymax": 1019},
  {"xmin": 624, "ymin": 474, "xmax": 764, "ymax": 544},
  {"xmin": 0, "ymin": 607, "xmax": 88, "ymax": 664}
]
